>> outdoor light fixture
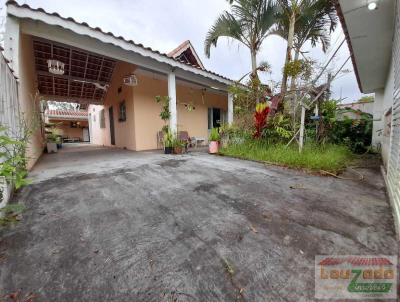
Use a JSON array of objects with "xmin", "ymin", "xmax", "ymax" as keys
[
  {"xmin": 47, "ymin": 59, "xmax": 65, "ymax": 75},
  {"xmin": 368, "ymin": 1, "xmax": 378, "ymax": 10},
  {"xmin": 123, "ymin": 73, "xmax": 138, "ymax": 86}
]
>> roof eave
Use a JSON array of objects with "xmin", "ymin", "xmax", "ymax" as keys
[
  {"xmin": 6, "ymin": 1, "xmax": 233, "ymax": 87},
  {"xmin": 334, "ymin": 0, "xmax": 364, "ymax": 93}
]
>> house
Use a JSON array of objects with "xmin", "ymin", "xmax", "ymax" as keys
[
  {"xmin": 3, "ymin": 0, "xmax": 235, "ymax": 168},
  {"xmin": 45, "ymin": 109, "xmax": 89, "ymax": 142},
  {"xmin": 335, "ymin": 0, "xmax": 400, "ymax": 235},
  {"xmin": 336, "ymin": 100, "xmax": 374, "ymax": 120}
]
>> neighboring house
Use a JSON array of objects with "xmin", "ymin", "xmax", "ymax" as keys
[
  {"xmin": 45, "ymin": 109, "xmax": 89, "ymax": 142},
  {"xmin": 3, "ymin": 1, "xmax": 235, "ymax": 168},
  {"xmin": 337, "ymin": 101, "xmax": 374, "ymax": 120},
  {"xmin": 336, "ymin": 0, "xmax": 400, "ymax": 235},
  {"xmin": 337, "ymin": 101, "xmax": 374, "ymax": 115}
]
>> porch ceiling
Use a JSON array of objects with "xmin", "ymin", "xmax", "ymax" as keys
[{"xmin": 33, "ymin": 39, "xmax": 116, "ymax": 104}]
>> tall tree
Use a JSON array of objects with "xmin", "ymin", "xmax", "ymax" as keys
[
  {"xmin": 274, "ymin": 0, "xmax": 337, "ymax": 96},
  {"xmin": 204, "ymin": 0, "xmax": 277, "ymax": 79}
]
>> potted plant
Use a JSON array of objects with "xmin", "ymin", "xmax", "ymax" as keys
[
  {"xmin": 164, "ymin": 130, "xmax": 174, "ymax": 154},
  {"xmin": 46, "ymin": 132, "xmax": 59, "ymax": 153},
  {"xmin": 173, "ymin": 138, "xmax": 184, "ymax": 154},
  {"xmin": 208, "ymin": 127, "xmax": 220, "ymax": 154}
]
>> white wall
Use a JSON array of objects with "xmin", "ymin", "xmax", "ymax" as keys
[
  {"xmin": 372, "ymin": 59, "xmax": 394, "ymax": 165},
  {"xmin": 88, "ymin": 105, "xmax": 107, "ymax": 145}
]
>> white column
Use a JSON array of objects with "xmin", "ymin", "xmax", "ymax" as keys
[
  {"xmin": 228, "ymin": 93, "xmax": 234, "ymax": 125},
  {"xmin": 168, "ymin": 72, "xmax": 177, "ymax": 133},
  {"xmin": 4, "ymin": 16, "xmax": 20, "ymax": 78}
]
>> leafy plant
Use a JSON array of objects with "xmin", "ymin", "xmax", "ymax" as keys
[
  {"xmin": 0, "ymin": 203, "xmax": 26, "ymax": 226},
  {"xmin": 209, "ymin": 127, "xmax": 220, "ymax": 142},
  {"xmin": 155, "ymin": 95, "xmax": 171, "ymax": 125},
  {"xmin": 164, "ymin": 129, "xmax": 174, "ymax": 148},
  {"xmin": 253, "ymin": 102, "xmax": 270, "ymax": 138},
  {"xmin": 0, "ymin": 125, "xmax": 32, "ymax": 190},
  {"xmin": 262, "ymin": 113, "xmax": 294, "ymax": 143}
]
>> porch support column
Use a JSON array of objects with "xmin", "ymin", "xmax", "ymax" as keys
[
  {"xmin": 168, "ymin": 71, "xmax": 177, "ymax": 134},
  {"xmin": 228, "ymin": 92, "xmax": 234, "ymax": 125},
  {"xmin": 4, "ymin": 16, "xmax": 20, "ymax": 78}
]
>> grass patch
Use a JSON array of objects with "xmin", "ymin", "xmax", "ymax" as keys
[{"xmin": 219, "ymin": 140, "xmax": 353, "ymax": 174}]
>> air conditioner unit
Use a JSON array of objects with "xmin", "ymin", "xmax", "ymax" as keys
[{"xmin": 123, "ymin": 74, "xmax": 138, "ymax": 86}]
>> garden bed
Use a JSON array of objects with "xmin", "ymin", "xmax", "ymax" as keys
[{"xmin": 219, "ymin": 140, "xmax": 353, "ymax": 174}]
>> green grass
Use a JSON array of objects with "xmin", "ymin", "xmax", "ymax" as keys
[{"xmin": 219, "ymin": 140, "xmax": 353, "ymax": 173}]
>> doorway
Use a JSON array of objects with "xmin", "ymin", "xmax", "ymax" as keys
[
  {"xmin": 109, "ymin": 106, "xmax": 115, "ymax": 145},
  {"xmin": 83, "ymin": 128, "xmax": 90, "ymax": 142},
  {"xmin": 208, "ymin": 107, "xmax": 224, "ymax": 130}
]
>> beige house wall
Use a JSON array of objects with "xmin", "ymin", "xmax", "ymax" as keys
[
  {"xmin": 101, "ymin": 61, "xmax": 136, "ymax": 150},
  {"xmin": 50, "ymin": 120, "xmax": 88, "ymax": 141},
  {"xmin": 89, "ymin": 62, "xmax": 228, "ymax": 151},
  {"xmin": 19, "ymin": 34, "xmax": 43, "ymax": 169},
  {"xmin": 133, "ymin": 73, "xmax": 228, "ymax": 150}
]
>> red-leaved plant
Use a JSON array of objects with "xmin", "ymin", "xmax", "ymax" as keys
[{"xmin": 253, "ymin": 102, "xmax": 270, "ymax": 139}]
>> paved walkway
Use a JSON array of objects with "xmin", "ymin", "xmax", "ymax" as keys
[{"xmin": 0, "ymin": 144, "xmax": 397, "ymax": 301}]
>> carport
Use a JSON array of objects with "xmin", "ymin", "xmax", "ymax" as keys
[{"xmin": 4, "ymin": 0, "xmax": 235, "ymax": 168}]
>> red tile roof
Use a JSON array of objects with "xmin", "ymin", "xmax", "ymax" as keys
[
  {"xmin": 47, "ymin": 110, "xmax": 88, "ymax": 118},
  {"xmin": 6, "ymin": 1, "xmax": 234, "ymax": 84}
]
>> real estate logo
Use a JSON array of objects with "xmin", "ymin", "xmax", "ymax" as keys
[{"xmin": 315, "ymin": 255, "xmax": 397, "ymax": 300}]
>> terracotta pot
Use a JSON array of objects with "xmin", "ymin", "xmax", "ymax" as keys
[
  {"xmin": 174, "ymin": 146, "xmax": 183, "ymax": 154},
  {"xmin": 209, "ymin": 141, "xmax": 219, "ymax": 154}
]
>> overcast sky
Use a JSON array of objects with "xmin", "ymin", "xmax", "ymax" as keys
[{"xmin": 7, "ymin": 0, "xmax": 367, "ymax": 103}]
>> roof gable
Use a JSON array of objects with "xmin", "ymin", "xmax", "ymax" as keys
[{"xmin": 168, "ymin": 40, "xmax": 204, "ymax": 69}]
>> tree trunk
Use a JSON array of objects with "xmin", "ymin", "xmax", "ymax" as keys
[
  {"xmin": 280, "ymin": 13, "xmax": 296, "ymax": 97},
  {"xmin": 289, "ymin": 49, "xmax": 300, "ymax": 128},
  {"xmin": 251, "ymin": 49, "xmax": 257, "ymax": 78},
  {"xmin": 251, "ymin": 48, "xmax": 260, "ymax": 104}
]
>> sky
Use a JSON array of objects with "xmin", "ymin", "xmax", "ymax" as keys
[{"xmin": 4, "ymin": 0, "xmax": 367, "ymax": 103}]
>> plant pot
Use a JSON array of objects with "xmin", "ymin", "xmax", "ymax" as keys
[
  {"xmin": 209, "ymin": 141, "xmax": 219, "ymax": 154},
  {"xmin": 174, "ymin": 146, "xmax": 183, "ymax": 154},
  {"xmin": 164, "ymin": 146, "xmax": 173, "ymax": 154},
  {"xmin": 47, "ymin": 142, "xmax": 58, "ymax": 153}
]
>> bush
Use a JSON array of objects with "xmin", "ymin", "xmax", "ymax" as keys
[{"xmin": 328, "ymin": 113, "xmax": 372, "ymax": 153}]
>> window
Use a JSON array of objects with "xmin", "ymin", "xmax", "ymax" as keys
[
  {"xmin": 119, "ymin": 100, "xmax": 126, "ymax": 122},
  {"xmin": 100, "ymin": 109, "xmax": 105, "ymax": 128},
  {"xmin": 70, "ymin": 121, "xmax": 78, "ymax": 128}
]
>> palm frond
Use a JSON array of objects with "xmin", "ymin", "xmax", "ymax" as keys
[{"xmin": 204, "ymin": 11, "xmax": 247, "ymax": 57}]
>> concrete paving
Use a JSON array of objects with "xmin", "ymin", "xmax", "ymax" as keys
[{"xmin": 0, "ymin": 144, "xmax": 397, "ymax": 301}]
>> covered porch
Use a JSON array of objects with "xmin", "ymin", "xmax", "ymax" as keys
[{"xmin": 4, "ymin": 1, "xmax": 234, "ymax": 167}]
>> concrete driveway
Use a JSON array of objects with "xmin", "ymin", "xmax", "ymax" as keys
[{"xmin": 0, "ymin": 144, "xmax": 397, "ymax": 301}]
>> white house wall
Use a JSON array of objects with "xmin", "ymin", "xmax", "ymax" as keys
[
  {"xmin": 385, "ymin": 0, "xmax": 400, "ymax": 237},
  {"xmin": 373, "ymin": 60, "xmax": 395, "ymax": 165}
]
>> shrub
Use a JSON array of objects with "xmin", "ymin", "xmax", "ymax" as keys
[
  {"xmin": 253, "ymin": 103, "xmax": 270, "ymax": 139},
  {"xmin": 209, "ymin": 127, "xmax": 220, "ymax": 142}
]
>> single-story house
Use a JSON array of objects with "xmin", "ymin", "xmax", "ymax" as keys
[
  {"xmin": 4, "ymin": 0, "xmax": 235, "ymax": 168},
  {"xmin": 336, "ymin": 100, "xmax": 374, "ymax": 120},
  {"xmin": 45, "ymin": 109, "xmax": 89, "ymax": 142},
  {"xmin": 335, "ymin": 0, "xmax": 400, "ymax": 236}
]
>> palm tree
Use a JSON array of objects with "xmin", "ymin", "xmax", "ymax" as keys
[
  {"xmin": 274, "ymin": 0, "xmax": 338, "ymax": 96},
  {"xmin": 204, "ymin": 0, "xmax": 277, "ymax": 79}
]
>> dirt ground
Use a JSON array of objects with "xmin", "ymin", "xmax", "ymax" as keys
[{"xmin": 0, "ymin": 145, "xmax": 397, "ymax": 301}]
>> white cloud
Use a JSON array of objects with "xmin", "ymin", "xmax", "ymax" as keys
[{"xmin": 6, "ymin": 0, "xmax": 365, "ymax": 102}]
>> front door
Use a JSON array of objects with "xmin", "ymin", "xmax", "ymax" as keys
[{"xmin": 109, "ymin": 106, "xmax": 115, "ymax": 145}]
